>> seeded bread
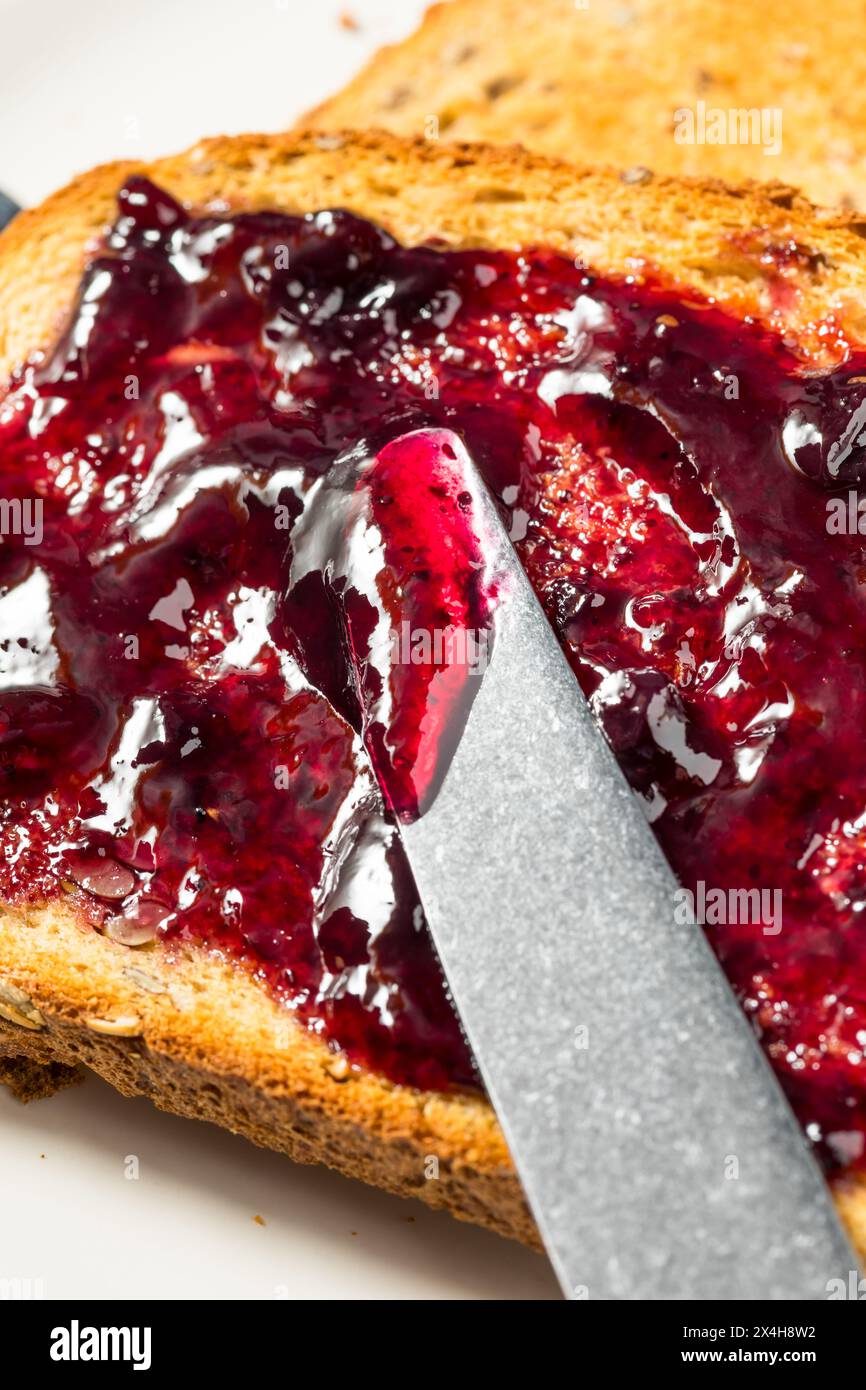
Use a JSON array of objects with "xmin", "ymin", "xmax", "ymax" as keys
[
  {"xmin": 0, "ymin": 1049, "xmax": 81, "ymax": 1102},
  {"xmin": 2, "ymin": 130, "xmax": 866, "ymax": 1261},
  {"xmin": 305, "ymin": 0, "xmax": 866, "ymax": 211}
]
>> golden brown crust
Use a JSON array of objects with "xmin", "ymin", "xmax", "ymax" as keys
[
  {"xmin": 305, "ymin": 0, "xmax": 866, "ymax": 211},
  {"xmin": 0, "ymin": 904, "xmax": 534, "ymax": 1245},
  {"xmin": 1, "ymin": 128, "xmax": 865, "ymax": 1258},
  {"xmin": 7, "ymin": 129, "xmax": 866, "ymax": 387}
]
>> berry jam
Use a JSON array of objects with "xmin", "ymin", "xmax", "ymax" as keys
[
  {"xmin": 284, "ymin": 426, "xmax": 500, "ymax": 822},
  {"xmin": 3, "ymin": 179, "xmax": 866, "ymax": 1171}
]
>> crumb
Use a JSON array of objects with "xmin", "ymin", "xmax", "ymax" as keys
[
  {"xmin": 338, "ymin": 11, "xmax": 359, "ymax": 31},
  {"xmin": 0, "ymin": 1056, "xmax": 83, "ymax": 1103},
  {"xmin": 40, "ymin": 1153, "xmax": 45, "ymax": 1159},
  {"xmin": 253, "ymin": 1214, "xmax": 266, "ymax": 1226},
  {"xmin": 405, "ymin": 1215, "xmax": 416, "ymax": 1224}
]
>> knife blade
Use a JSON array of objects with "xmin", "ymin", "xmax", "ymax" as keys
[
  {"xmin": 374, "ymin": 428, "xmax": 858, "ymax": 1301},
  {"xmin": 0, "ymin": 191, "xmax": 20, "ymax": 232}
]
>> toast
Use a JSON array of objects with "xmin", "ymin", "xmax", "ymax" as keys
[
  {"xmin": 0, "ymin": 1051, "xmax": 81, "ymax": 1102},
  {"xmin": 305, "ymin": 0, "xmax": 866, "ymax": 211},
  {"xmin": 2, "ymin": 129, "xmax": 866, "ymax": 1261}
]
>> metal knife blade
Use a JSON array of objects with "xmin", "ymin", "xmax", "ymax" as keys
[
  {"xmin": 388, "ymin": 430, "xmax": 858, "ymax": 1301},
  {"xmin": 0, "ymin": 191, "xmax": 20, "ymax": 232}
]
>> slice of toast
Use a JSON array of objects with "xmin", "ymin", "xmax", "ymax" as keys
[
  {"xmin": 2, "ymin": 129, "xmax": 866, "ymax": 1259},
  {"xmin": 0, "ymin": 1050, "xmax": 81, "ymax": 1102},
  {"xmin": 305, "ymin": 0, "xmax": 866, "ymax": 210}
]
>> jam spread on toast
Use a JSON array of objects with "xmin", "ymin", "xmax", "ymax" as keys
[
  {"xmin": 283, "ymin": 427, "xmax": 500, "ymax": 823},
  {"xmin": 3, "ymin": 178, "xmax": 866, "ymax": 1171}
]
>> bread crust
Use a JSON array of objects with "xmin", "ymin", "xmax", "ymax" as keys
[
  {"xmin": 0, "ymin": 908, "xmax": 531, "ymax": 1242},
  {"xmin": 305, "ymin": 0, "xmax": 866, "ymax": 211},
  {"xmin": 0, "ymin": 1049, "xmax": 81, "ymax": 1102},
  {"xmin": 1, "ymin": 128, "xmax": 865, "ymax": 1260},
  {"xmin": 6, "ymin": 129, "xmax": 866, "ymax": 388}
]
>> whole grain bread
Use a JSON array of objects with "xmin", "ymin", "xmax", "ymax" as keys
[
  {"xmin": 305, "ymin": 0, "xmax": 866, "ymax": 211},
  {"xmin": 0, "ymin": 1049, "xmax": 81, "ymax": 1102},
  {"xmin": 2, "ymin": 129, "xmax": 866, "ymax": 1259}
]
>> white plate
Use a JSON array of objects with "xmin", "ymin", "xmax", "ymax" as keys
[
  {"xmin": 0, "ymin": 0, "xmax": 424, "ymax": 206},
  {"xmin": 1, "ymin": 1079, "xmax": 555, "ymax": 1300},
  {"xmin": 0, "ymin": 0, "xmax": 560, "ymax": 1300}
]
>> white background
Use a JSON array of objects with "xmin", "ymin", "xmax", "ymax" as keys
[
  {"xmin": 0, "ymin": 0, "xmax": 560, "ymax": 1299},
  {"xmin": 0, "ymin": 0, "xmax": 422, "ymax": 207}
]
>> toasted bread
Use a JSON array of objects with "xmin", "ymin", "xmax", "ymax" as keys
[
  {"xmin": 2, "ymin": 130, "xmax": 866, "ymax": 1258},
  {"xmin": 0, "ymin": 1049, "xmax": 81, "ymax": 1102},
  {"xmin": 305, "ymin": 0, "xmax": 866, "ymax": 210}
]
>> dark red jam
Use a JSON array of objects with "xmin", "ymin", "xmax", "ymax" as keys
[
  {"xmin": 4, "ymin": 179, "xmax": 866, "ymax": 1170},
  {"xmin": 282, "ymin": 426, "xmax": 500, "ymax": 823}
]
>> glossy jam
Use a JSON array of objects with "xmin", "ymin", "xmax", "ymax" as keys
[
  {"xmin": 4, "ymin": 181, "xmax": 866, "ymax": 1169},
  {"xmin": 283, "ymin": 427, "xmax": 499, "ymax": 821}
]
